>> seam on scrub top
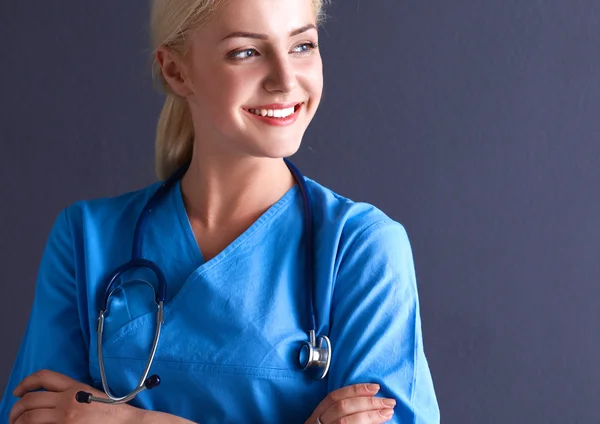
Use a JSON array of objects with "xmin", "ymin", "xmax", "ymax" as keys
[
  {"xmin": 179, "ymin": 181, "xmax": 299, "ymax": 275},
  {"xmin": 131, "ymin": 182, "xmax": 165, "ymax": 260},
  {"xmin": 121, "ymin": 285, "xmax": 133, "ymax": 322},
  {"xmin": 327, "ymin": 218, "xmax": 396, "ymax": 379},
  {"xmin": 410, "ymin": 326, "xmax": 419, "ymax": 424},
  {"xmin": 105, "ymin": 186, "xmax": 302, "ymax": 346},
  {"xmin": 329, "ymin": 218, "xmax": 413, "ymax": 402},
  {"xmin": 100, "ymin": 182, "xmax": 196, "ymax": 348},
  {"xmin": 99, "ymin": 356, "xmax": 299, "ymax": 379},
  {"xmin": 101, "ymin": 355, "xmax": 294, "ymax": 370},
  {"xmin": 305, "ymin": 176, "xmax": 348, "ymax": 204},
  {"xmin": 330, "ymin": 218, "xmax": 393, "ymax": 304},
  {"xmin": 202, "ymin": 183, "xmax": 300, "ymax": 272},
  {"xmin": 173, "ymin": 180, "xmax": 204, "ymax": 265},
  {"xmin": 164, "ymin": 185, "xmax": 301, "ymax": 308},
  {"xmin": 64, "ymin": 204, "xmax": 91, "ymax": 357},
  {"xmin": 100, "ymin": 307, "xmax": 153, "ymax": 349}
]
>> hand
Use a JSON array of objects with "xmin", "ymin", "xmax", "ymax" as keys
[
  {"xmin": 9, "ymin": 369, "xmax": 141, "ymax": 424},
  {"xmin": 305, "ymin": 383, "xmax": 396, "ymax": 424}
]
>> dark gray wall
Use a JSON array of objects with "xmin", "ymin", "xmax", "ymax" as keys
[{"xmin": 1, "ymin": 1, "xmax": 599, "ymax": 423}]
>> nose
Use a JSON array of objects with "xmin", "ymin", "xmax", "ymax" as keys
[{"xmin": 263, "ymin": 53, "xmax": 297, "ymax": 93}]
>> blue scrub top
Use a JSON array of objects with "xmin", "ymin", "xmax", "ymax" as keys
[{"xmin": 0, "ymin": 175, "xmax": 440, "ymax": 423}]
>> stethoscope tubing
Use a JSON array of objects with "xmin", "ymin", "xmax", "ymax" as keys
[{"xmin": 78, "ymin": 159, "xmax": 329, "ymax": 405}]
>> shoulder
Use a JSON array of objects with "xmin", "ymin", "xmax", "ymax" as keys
[
  {"xmin": 57, "ymin": 181, "xmax": 163, "ymax": 235},
  {"xmin": 304, "ymin": 177, "xmax": 417, "ymax": 305},
  {"xmin": 304, "ymin": 177, "xmax": 411, "ymax": 256}
]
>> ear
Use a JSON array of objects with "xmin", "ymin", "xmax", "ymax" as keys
[{"xmin": 155, "ymin": 46, "xmax": 193, "ymax": 97}]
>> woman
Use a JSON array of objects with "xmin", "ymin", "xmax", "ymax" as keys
[{"xmin": 1, "ymin": 0, "xmax": 440, "ymax": 422}]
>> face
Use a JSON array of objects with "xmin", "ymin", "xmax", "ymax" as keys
[{"xmin": 161, "ymin": 0, "xmax": 323, "ymax": 160}]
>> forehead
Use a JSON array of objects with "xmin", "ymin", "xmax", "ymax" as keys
[{"xmin": 204, "ymin": 0, "xmax": 317, "ymax": 38}]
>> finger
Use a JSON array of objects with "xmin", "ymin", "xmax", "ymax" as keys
[
  {"xmin": 9, "ymin": 392, "xmax": 61, "ymax": 424},
  {"xmin": 320, "ymin": 396, "xmax": 396, "ymax": 424},
  {"xmin": 330, "ymin": 408, "xmax": 395, "ymax": 424},
  {"xmin": 13, "ymin": 370, "xmax": 75, "ymax": 397},
  {"xmin": 308, "ymin": 384, "xmax": 380, "ymax": 422},
  {"xmin": 13, "ymin": 408, "xmax": 59, "ymax": 424}
]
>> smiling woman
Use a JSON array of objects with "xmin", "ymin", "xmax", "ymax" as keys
[
  {"xmin": 152, "ymin": 0, "xmax": 326, "ymax": 182},
  {"xmin": 0, "ymin": 1, "xmax": 439, "ymax": 423}
]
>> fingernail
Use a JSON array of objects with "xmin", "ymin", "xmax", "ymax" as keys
[
  {"xmin": 383, "ymin": 398, "xmax": 396, "ymax": 407},
  {"xmin": 380, "ymin": 408, "xmax": 394, "ymax": 418},
  {"xmin": 367, "ymin": 384, "xmax": 380, "ymax": 393}
]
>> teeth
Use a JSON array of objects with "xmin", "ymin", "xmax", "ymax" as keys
[{"xmin": 248, "ymin": 106, "xmax": 296, "ymax": 118}]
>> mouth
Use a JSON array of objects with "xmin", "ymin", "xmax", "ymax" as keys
[
  {"xmin": 242, "ymin": 102, "xmax": 304, "ymax": 126},
  {"xmin": 244, "ymin": 102, "xmax": 304, "ymax": 118}
]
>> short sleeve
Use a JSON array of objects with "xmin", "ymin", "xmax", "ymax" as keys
[
  {"xmin": 0, "ymin": 208, "xmax": 91, "ymax": 421},
  {"xmin": 328, "ymin": 220, "xmax": 440, "ymax": 423}
]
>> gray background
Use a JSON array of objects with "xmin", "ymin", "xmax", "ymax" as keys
[{"xmin": 1, "ymin": 1, "xmax": 599, "ymax": 423}]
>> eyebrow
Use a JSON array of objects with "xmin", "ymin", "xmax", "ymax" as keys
[{"xmin": 220, "ymin": 24, "xmax": 317, "ymax": 42}]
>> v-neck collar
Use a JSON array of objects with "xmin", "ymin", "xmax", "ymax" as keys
[{"xmin": 171, "ymin": 179, "xmax": 300, "ymax": 271}]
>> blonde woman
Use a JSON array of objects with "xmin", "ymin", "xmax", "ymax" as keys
[{"xmin": 1, "ymin": 0, "xmax": 439, "ymax": 423}]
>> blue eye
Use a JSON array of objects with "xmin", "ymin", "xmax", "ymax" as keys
[
  {"xmin": 228, "ymin": 42, "xmax": 319, "ymax": 62},
  {"xmin": 229, "ymin": 49, "xmax": 258, "ymax": 60},
  {"xmin": 292, "ymin": 42, "xmax": 319, "ymax": 54}
]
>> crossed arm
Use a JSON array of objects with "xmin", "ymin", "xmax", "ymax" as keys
[
  {"xmin": 5, "ymin": 212, "xmax": 436, "ymax": 423},
  {"xmin": 9, "ymin": 370, "xmax": 396, "ymax": 424}
]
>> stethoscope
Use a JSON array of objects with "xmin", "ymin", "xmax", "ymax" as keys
[{"xmin": 76, "ymin": 159, "xmax": 331, "ymax": 405}]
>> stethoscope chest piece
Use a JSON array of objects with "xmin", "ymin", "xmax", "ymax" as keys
[{"xmin": 298, "ymin": 330, "xmax": 332, "ymax": 380}]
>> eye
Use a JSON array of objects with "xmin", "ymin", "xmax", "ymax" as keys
[
  {"xmin": 228, "ymin": 48, "xmax": 259, "ymax": 61},
  {"xmin": 292, "ymin": 42, "xmax": 319, "ymax": 55}
]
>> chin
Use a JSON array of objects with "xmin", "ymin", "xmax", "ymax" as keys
[
  {"xmin": 258, "ymin": 140, "xmax": 302, "ymax": 159},
  {"xmin": 239, "ymin": 132, "xmax": 304, "ymax": 158}
]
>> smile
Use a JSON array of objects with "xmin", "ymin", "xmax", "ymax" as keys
[{"xmin": 243, "ymin": 103, "xmax": 304, "ymax": 126}]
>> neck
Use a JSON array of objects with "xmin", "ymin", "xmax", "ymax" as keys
[{"xmin": 179, "ymin": 151, "xmax": 296, "ymax": 231}]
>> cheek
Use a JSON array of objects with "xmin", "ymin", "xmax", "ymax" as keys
[
  {"xmin": 302, "ymin": 60, "xmax": 324, "ymax": 105},
  {"xmin": 193, "ymin": 70, "xmax": 252, "ymax": 121},
  {"xmin": 312, "ymin": 70, "xmax": 324, "ymax": 99}
]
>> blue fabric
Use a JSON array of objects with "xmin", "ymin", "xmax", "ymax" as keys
[{"xmin": 1, "ymin": 176, "xmax": 440, "ymax": 423}]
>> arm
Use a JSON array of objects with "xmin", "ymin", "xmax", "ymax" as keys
[
  {"xmin": 140, "ymin": 410, "xmax": 197, "ymax": 424},
  {"xmin": 2, "ymin": 209, "xmax": 197, "ymax": 424},
  {"xmin": 327, "ymin": 220, "xmax": 440, "ymax": 423},
  {"xmin": 0, "ymin": 208, "xmax": 91, "ymax": 420},
  {"xmin": 8, "ymin": 370, "xmax": 197, "ymax": 424}
]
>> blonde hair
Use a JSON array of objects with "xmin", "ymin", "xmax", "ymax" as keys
[{"xmin": 150, "ymin": 0, "xmax": 329, "ymax": 180}]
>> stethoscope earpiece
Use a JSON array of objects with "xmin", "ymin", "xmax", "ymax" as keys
[{"xmin": 298, "ymin": 330, "xmax": 332, "ymax": 380}]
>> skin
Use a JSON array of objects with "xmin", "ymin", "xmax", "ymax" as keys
[
  {"xmin": 9, "ymin": 1, "xmax": 396, "ymax": 422},
  {"xmin": 10, "ymin": 371, "xmax": 395, "ymax": 424},
  {"xmin": 160, "ymin": 0, "xmax": 324, "ymax": 261}
]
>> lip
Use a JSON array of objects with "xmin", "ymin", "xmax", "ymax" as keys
[
  {"xmin": 243, "ymin": 102, "xmax": 304, "ymax": 127},
  {"xmin": 245, "ymin": 102, "xmax": 303, "ymax": 110}
]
